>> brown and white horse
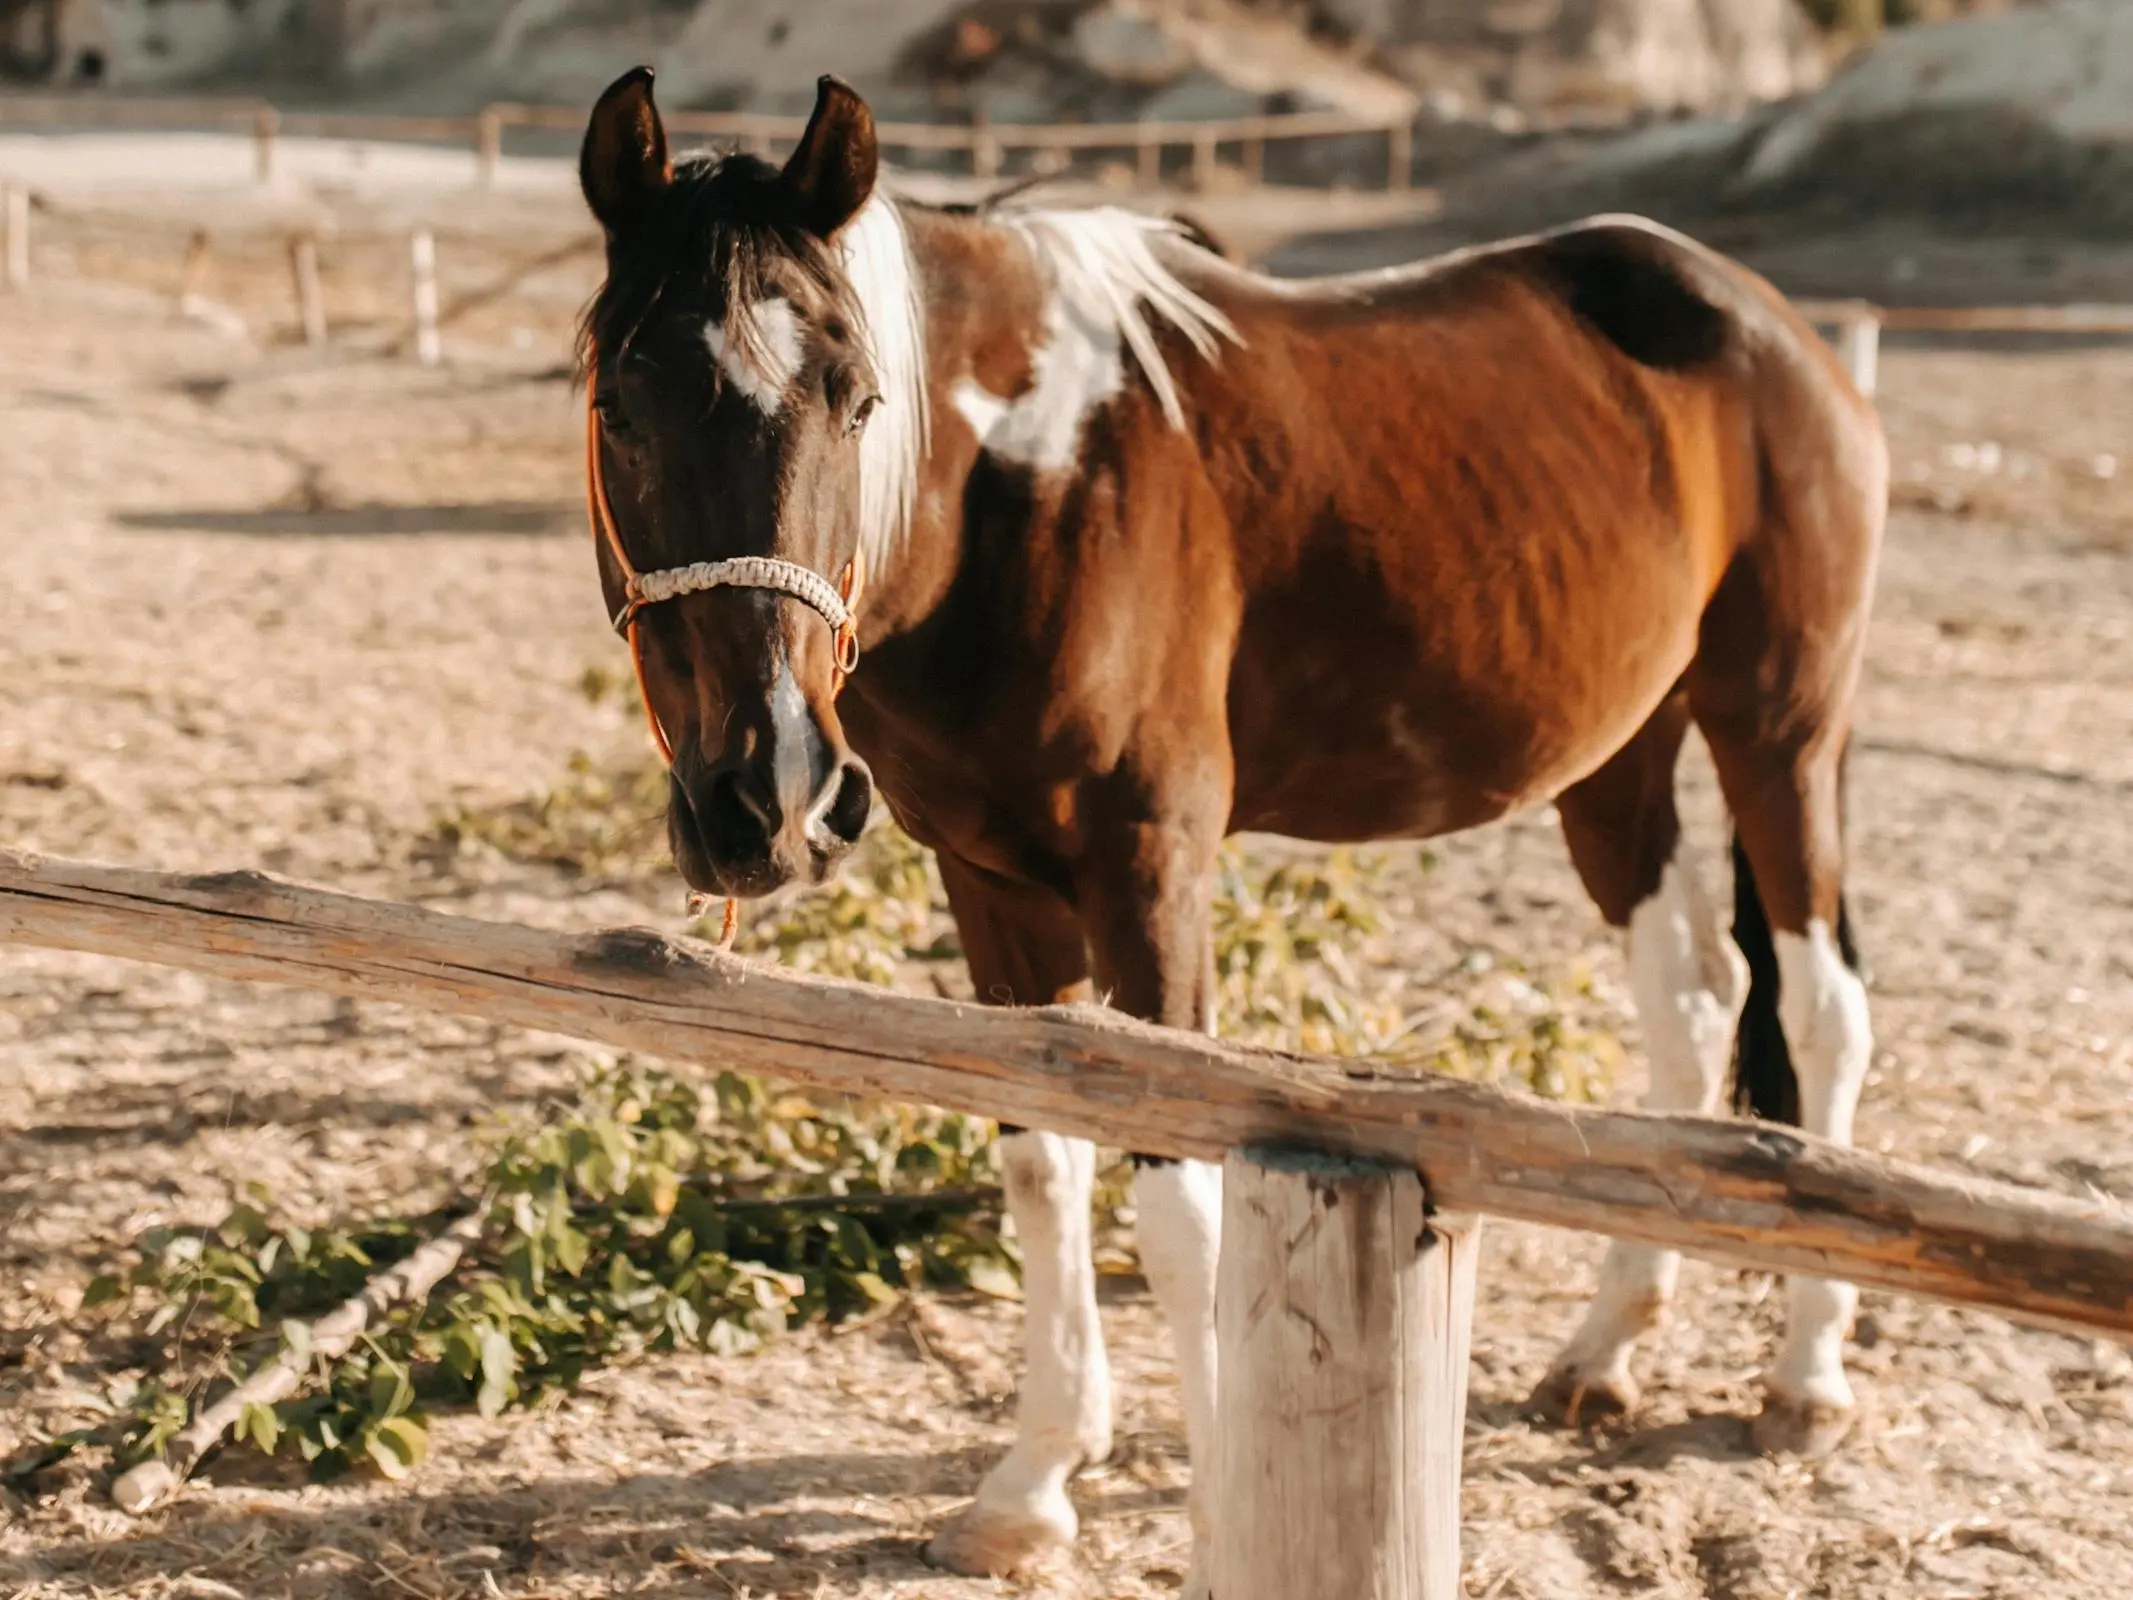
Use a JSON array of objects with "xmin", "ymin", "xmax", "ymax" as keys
[{"xmin": 576, "ymin": 69, "xmax": 1884, "ymax": 1589}]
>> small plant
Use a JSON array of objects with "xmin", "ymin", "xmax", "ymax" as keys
[
  {"xmin": 12, "ymin": 1065, "xmax": 1011, "ymax": 1489},
  {"xmin": 717, "ymin": 821, "xmax": 953, "ymax": 986},
  {"xmin": 426, "ymin": 750, "xmax": 670, "ymax": 879}
]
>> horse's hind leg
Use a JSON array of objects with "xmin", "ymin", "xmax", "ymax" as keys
[
  {"xmin": 925, "ymin": 860, "xmax": 1112, "ymax": 1578},
  {"xmin": 1532, "ymin": 693, "xmax": 1749, "ymax": 1422},
  {"xmin": 1699, "ymin": 714, "xmax": 1872, "ymax": 1457}
]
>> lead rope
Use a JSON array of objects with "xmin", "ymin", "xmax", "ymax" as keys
[{"xmin": 585, "ymin": 377, "xmax": 866, "ymax": 951}]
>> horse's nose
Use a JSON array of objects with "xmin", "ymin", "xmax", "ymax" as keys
[
  {"xmin": 809, "ymin": 756, "xmax": 872, "ymax": 853},
  {"xmin": 703, "ymin": 760, "xmax": 781, "ymax": 858}
]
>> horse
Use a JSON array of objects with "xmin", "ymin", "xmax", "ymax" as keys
[{"xmin": 573, "ymin": 68, "xmax": 1885, "ymax": 1591}]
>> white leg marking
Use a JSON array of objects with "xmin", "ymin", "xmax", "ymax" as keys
[
  {"xmin": 1545, "ymin": 856, "xmax": 1746, "ymax": 1410},
  {"xmin": 1769, "ymin": 919, "xmax": 1873, "ymax": 1411},
  {"xmin": 932, "ymin": 1131, "xmax": 1108, "ymax": 1572},
  {"xmin": 1134, "ymin": 1157, "xmax": 1222, "ymax": 1598}
]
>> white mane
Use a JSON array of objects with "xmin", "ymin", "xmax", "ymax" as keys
[
  {"xmin": 838, "ymin": 191, "xmax": 930, "ymax": 579},
  {"xmin": 1003, "ymin": 207, "xmax": 1237, "ymax": 432},
  {"xmin": 842, "ymin": 195, "xmax": 1238, "ymax": 563}
]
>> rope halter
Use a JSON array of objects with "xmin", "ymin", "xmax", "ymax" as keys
[{"xmin": 585, "ymin": 377, "xmax": 867, "ymax": 944}]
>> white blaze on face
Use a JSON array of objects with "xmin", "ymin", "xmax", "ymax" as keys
[{"xmin": 705, "ymin": 295, "xmax": 805, "ymax": 414}]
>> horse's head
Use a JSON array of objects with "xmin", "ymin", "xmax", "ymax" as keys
[{"xmin": 580, "ymin": 68, "xmax": 909, "ymax": 900}]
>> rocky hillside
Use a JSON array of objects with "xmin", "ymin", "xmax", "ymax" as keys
[{"xmin": 36, "ymin": 0, "xmax": 1834, "ymax": 125}]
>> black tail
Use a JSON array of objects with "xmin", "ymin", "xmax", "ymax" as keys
[{"xmin": 1731, "ymin": 747, "xmax": 1866, "ymax": 1123}]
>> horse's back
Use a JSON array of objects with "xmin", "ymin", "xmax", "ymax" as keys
[{"xmin": 1193, "ymin": 215, "xmax": 1883, "ymax": 841}]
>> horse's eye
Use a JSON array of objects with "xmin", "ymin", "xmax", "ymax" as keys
[
  {"xmin": 595, "ymin": 391, "xmax": 632, "ymax": 438},
  {"xmin": 846, "ymin": 393, "xmax": 880, "ymax": 438}
]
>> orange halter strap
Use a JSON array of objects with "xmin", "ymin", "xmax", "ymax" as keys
[{"xmin": 585, "ymin": 377, "xmax": 867, "ymax": 942}]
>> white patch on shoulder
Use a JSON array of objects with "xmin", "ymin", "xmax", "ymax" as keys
[
  {"xmin": 952, "ymin": 291, "xmax": 1126, "ymax": 471},
  {"xmin": 705, "ymin": 296, "xmax": 804, "ymax": 413},
  {"xmin": 956, "ymin": 208, "xmax": 1235, "ymax": 472}
]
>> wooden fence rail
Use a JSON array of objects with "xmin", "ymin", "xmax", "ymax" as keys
[
  {"xmin": 3, "ymin": 844, "xmax": 2129, "ymax": 1341},
  {"xmin": 0, "ymin": 90, "xmax": 1418, "ymax": 191}
]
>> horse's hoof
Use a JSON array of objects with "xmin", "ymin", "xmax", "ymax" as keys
[
  {"xmin": 1527, "ymin": 1362, "xmax": 1640, "ymax": 1428},
  {"xmin": 926, "ymin": 1499, "xmax": 1075, "ymax": 1578},
  {"xmin": 1753, "ymin": 1391, "xmax": 1855, "ymax": 1458}
]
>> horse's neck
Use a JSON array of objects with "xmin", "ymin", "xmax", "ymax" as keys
[{"xmin": 856, "ymin": 203, "xmax": 1039, "ymax": 640}]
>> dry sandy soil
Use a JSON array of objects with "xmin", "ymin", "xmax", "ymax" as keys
[{"xmin": 1, "ymin": 193, "xmax": 2131, "ymax": 1600}]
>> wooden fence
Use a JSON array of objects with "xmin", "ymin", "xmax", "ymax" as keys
[
  {"xmin": 3, "ymin": 846, "xmax": 2129, "ymax": 1596},
  {"xmin": 1796, "ymin": 299, "xmax": 2133, "ymax": 399},
  {"xmin": 0, "ymin": 88, "xmax": 1419, "ymax": 191}
]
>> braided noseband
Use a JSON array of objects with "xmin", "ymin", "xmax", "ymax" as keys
[{"xmin": 618, "ymin": 555, "xmax": 854, "ymax": 652}]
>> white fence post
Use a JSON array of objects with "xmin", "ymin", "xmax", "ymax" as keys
[
  {"xmin": 1839, "ymin": 311, "xmax": 1882, "ymax": 399},
  {"xmin": 1214, "ymin": 1146, "xmax": 1479, "ymax": 1600},
  {"xmin": 253, "ymin": 105, "xmax": 280, "ymax": 185},
  {"xmin": 4, "ymin": 184, "xmax": 28, "ymax": 290},
  {"xmin": 289, "ymin": 232, "xmax": 326, "ymax": 346},
  {"xmin": 475, "ymin": 108, "xmax": 503, "ymax": 186},
  {"xmin": 409, "ymin": 230, "xmax": 441, "ymax": 366}
]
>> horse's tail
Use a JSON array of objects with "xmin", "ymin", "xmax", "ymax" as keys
[{"xmin": 1730, "ymin": 740, "xmax": 1865, "ymax": 1123}]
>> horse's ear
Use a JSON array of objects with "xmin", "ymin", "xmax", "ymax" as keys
[
  {"xmin": 779, "ymin": 75, "xmax": 878, "ymax": 238},
  {"xmin": 581, "ymin": 67, "xmax": 670, "ymax": 235}
]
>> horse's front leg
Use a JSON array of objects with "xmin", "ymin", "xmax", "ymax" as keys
[
  {"xmin": 1079, "ymin": 779, "xmax": 1227, "ymax": 1600},
  {"xmin": 925, "ymin": 861, "xmax": 1113, "ymax": 1579}
]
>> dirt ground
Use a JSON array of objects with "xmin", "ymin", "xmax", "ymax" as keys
[{"xmin": 2, "ymin": 194, "xmax": 2132, "ymax": 1600}]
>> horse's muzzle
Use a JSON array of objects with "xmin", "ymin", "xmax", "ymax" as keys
[{"xmin": 668, "ymin": 750, "xmax": 873, "ymax": 898}]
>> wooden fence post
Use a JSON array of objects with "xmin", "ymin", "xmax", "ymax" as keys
[
  {"xmin": 970, "ymin": 104, "xmax": 999, "ymax": 181},
  {"xmin": 288, "ymin": 232, "xmax": 325, "ymax": 346},
  {"xmin": 1214, "ymin": 1146, "xmax": 1478, "ymax": 1600},
  {"xmin": 409, "ymin": 230, "xmax": 441, "ymax": 366},
  {"xmin": 1136, "ymin": 127, "xmax": 1161, "ymax": 188},
  {"xmin": 474, "ymin": 108, "xmax": 503, "ymax": 186},
  {"xmin": 1389, "ymin": 119, "xmax": 1413, "ymax": 191},
  {"xmin": 3, "ymin": 184, "xmax": 27, "ymax": 291},
  {"xmin": 1191, "ymin": 129, "xmax": 1217, "ymax": 192},
  {"xmin": 254, "ymin": 105, "xmax": 280, "ymax": 184},
  {"xmin": 1838, "ymin": 311, "xmax": 1882, "ymax": 399}
]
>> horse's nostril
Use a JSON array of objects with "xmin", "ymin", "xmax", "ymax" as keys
[
  {"xmin": 703, "ymin": 765, "xmax": 779, "ymax": 855},
  {"xmin": 816, "ymin": 760, "xmax": 873, "ymax": 849}
]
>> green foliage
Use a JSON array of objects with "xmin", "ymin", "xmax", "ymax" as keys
[
  {"xmin": 1213, "ymin": 846, "xmax": 1406, "ymax": 1056},
  {"xmin": 16, "ymin": 1065, "xmax": 1008, "ymax": 1489},
  {"xmin": 720, "ymin": 822, "xmax": 954, "ymax": 985},
  {"xmin": 426, "ymin": 750, "xmax": 670, "ymax": 879}
]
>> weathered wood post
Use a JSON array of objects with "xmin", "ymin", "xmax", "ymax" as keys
[
  {"xmin": 1389, "ymin": 118, "xmax": 1414, "ymax": 192},
  {"xmin": 1191, "ymin": 129, "xmax": 1218, "ymax": 192},
  {"xmin": 1215, "ymin": 1146, "xmax": 1479, "ymax": 1600},
  {"xmin": 1241, "ymin": 131, "xmax": 1265, "ymax": 186},
  {"xmin": 409, "ymin": 230, "xmax": 441, "ymax": 366},
  {"xmin": 176, "ymin": 229, "xmax": 211, "ymax": 311},
  {"xmin": 288, "ymin": 232, "xmax": 326, "ymax": 346},
  {"xmin": 254, "ymin": 104, "xmax": 280, "ymax": 184},
  {"xmin": 3, "ymin": 183, "xmax": 27, "ymax": 291},
  {"xmin": 1838, "ymin": 310, "xmax": 1882, "ymax": 399},
  {"xmin": 474, "ymin": 107, "xmax": 504, "ymax": 186},
  {"xmin": 970, "ymin": 103, "xmax": 999, "ymax": 181},
  {"xmin": 1137, "ymin": 125, "xmax": 1161, "ymax": 188}
]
